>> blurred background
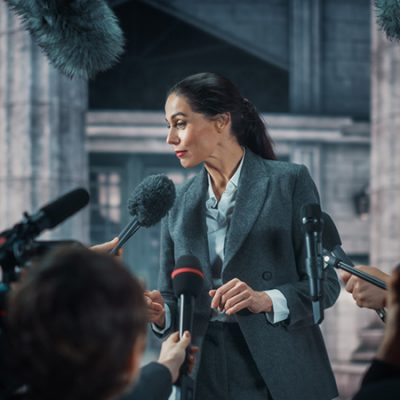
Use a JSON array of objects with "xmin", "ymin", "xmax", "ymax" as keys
[{"xmin": 1, "ymin": 1, "xmax": 399, "ymax": 398}]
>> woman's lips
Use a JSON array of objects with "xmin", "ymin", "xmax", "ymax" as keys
[{"xmin": 175, "ymin": 151, "xmax": 187, "ymax": 158}]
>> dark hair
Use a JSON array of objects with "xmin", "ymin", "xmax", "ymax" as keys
[
  {"xmin": 7, "ymin": 247, "xmax": 147, "ymax": 400},
  {"xmin": 167, "ymin": 72, "xmax": 276, "ymax": 160}
]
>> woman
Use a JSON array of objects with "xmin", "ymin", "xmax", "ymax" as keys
[{"xmin": 146, "ymin": 72, "xmax": 340, "ymax": 400}]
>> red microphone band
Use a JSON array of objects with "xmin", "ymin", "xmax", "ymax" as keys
[{"xmin": 171, "ymin": 267, "xmax": 204, "ymax": 279}]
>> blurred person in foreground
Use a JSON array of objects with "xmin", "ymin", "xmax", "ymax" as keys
[
  {"xmin": 353, "ymin": 265, "xmax": 400, "ymax": 399},
  {"xmin": 5, "ymin": 246, "xmax": 191, "ymax": 400}
]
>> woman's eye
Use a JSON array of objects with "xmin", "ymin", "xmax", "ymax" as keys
[{"xmin": 176, "ymin": 120, "xmax": 186, "ymax": 129}]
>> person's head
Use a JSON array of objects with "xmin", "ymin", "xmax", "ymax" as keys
[
  {"xmin": 7, "ymin": 247, "xmax": 147, "ymax": 400},
  {"xmin": 165, "ymin": 72, "xmax": 276, "ymax": 167}
]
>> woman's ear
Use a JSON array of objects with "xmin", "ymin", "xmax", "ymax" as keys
[{"xmin": 215, "ymin": 112, "xmax": 231, "ymax": 133}]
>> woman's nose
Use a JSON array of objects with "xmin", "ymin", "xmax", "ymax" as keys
[{"xmin": 166, "ymin": 129, "xmax": 180, "ymax": 145}]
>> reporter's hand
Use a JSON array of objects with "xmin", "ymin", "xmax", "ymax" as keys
[
  {"xmin": 158, "ymin": 331, "xmax": 195, "ymax": 383},
  {"xmin": 145, "ymin": 290, "xmax": 165, "ymax": 327},
  {"xmin": 376, "ymin": 266, "xmax": 400, "ymax": 367},
  {"xmin": 209, "ymin": 278, "xmax": 272, "ymax": 315},
  {"xmin": 90, "ymin": 237, "xmax": 123, "ymax": 257},
  {"xmin": 340, "ymin": 265, "xmax": 390, "ymax": 309}
]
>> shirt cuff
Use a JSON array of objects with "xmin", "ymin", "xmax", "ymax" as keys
[
  {"xmin": 151, "ymin": 303, "xmax": 172, "ymax": 334},
  {"xmin": 264, "ymin": 289, "xmax": 289, "ymax": 324}
]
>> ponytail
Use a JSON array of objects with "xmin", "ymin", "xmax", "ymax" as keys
[{"xmin": 239, "ymin": 98, "xmax": 276, "ymax": 160}]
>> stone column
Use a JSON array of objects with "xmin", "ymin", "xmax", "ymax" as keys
[
  {"xmin": 289, "ymin": 0, "xmax": 322, "ymax": 113},
  {"xmin": 370, "ymin": 9, "xmax": 400, "ymax": 271},
  {"xmin": 0, "ymin": 1, "xmax": 89, "ymax": 243}
]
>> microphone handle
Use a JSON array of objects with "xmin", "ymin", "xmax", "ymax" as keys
[
  {"xmin": 304, "ymin": 232, "xmax": 323, "ymax": 301},
  {"xmin": 110, "ymin": 219, "xmax": 141, "ymax": 255},
  {"xmin": 179, "ymin": 294, "xmax": 194, "ymax": 376}
]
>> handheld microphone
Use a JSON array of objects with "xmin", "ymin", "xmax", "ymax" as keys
[
  {"xmin": 171, "ymin": 255, "xmax": 203, "ymax": 398},
  {"xmin": 301, "ymin": 203, "xmax": 324, "ymax": 324},
  {"xmin": 110, "ymin": 174, "xmax": 176, "ymax": 255},
  {"xmin": 0, "ymin": 188, "xmax": 90, "ymax": 277},
  {"xmin": 6, "ymin": 0, "xmax": 125, "ymax": 79},
  {"xmin": 172, "ymin": 255, "xmax": 204, "ymax": 340},
  {"xmin": 321, "ymin": 212, "xmax": 354, "ymax": 266},
  {"xmin": 321, "ymin": 212, "xmax": 386, "ymax": 322}
]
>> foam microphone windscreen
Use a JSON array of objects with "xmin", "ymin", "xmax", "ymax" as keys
[
  {"xmin": 128, "ymin": 174, "xmax": 176, "ymax": 227},
  {"xmin": 321, "ymin": 212, "xmax": 342, "ymax": 252},
  {"xmin": 375, "ymin": 0, "xmax": 400, "ymax": 41},
  {"xmin": 172, "ymin": 255, "xmax": 204, "ymax": 298},
  {"xmin": 6, "ymin": 0, "xmax": 125, "ymax": 78}
]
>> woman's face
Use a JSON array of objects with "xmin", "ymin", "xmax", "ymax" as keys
[{"xmin": 165, "ymin": 93, "xmax": 221, "ymax": 168}]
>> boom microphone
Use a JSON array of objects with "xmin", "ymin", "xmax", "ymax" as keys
[
  {"xmin": 5, "ymin": 0, "xmax": 124, "ymax": 79},
  {"xmin": 110, "ymin": 174, "xmax": 176, "ymax": 255},
  {"xmin": 375, "ymin": 0, "xmax": 400, "ymax": 41}
]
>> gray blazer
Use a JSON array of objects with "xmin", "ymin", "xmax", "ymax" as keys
[{"xmin": 156, "ymin": 149, "xmax": 340, "ymax": 400}]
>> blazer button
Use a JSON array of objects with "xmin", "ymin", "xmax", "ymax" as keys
[{"xmin": 262, "ymin": 271, "xmax": 272, "ymax": 281}]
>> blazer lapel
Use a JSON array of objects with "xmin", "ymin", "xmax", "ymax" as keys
[
  {"xmin": 179, "ymin": 169, "xmax": 213, "ymax": 288},
  {"xmin": 223, "ymin": 151, "xmax": 270, "ymax": 269}
]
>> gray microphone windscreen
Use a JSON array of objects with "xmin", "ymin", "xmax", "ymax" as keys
[
  {"xmin": 375, "ymin": 0, "xmax": 400, "ymax": 41},
  {"xmin": 6, "ymin": 0, "xmax": 124, "ymax": 79},
  {"xmin": 128, "ymin": 174, "xmax": 176, "ymax": 227}
]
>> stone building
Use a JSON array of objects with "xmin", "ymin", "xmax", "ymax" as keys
[{"xmin": 2, "ymin": 1, "xmax": 399, "ymax": 398}]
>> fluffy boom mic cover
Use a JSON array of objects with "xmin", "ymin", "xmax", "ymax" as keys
[
  {"xmin": 172, "ymin": 255, "xmax": 204, "ymax": 298},
  {"xmin": 375, "ymin": 0, "xmax": 400, "ymax": 41},
  {"xmin": 6, "ymin": 0, "xmax": 125, "ymax": 78}
]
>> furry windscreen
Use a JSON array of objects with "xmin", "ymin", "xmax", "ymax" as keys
[
  {"xmin": 375, "ymin": 0, "xmax": 400, "ymax": 41},
  {"xmin": 6, "ymin": 0, "xmax": 125, "ymax": 79}
]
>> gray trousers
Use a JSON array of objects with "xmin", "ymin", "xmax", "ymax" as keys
[{"xmin": 195, "ymin": 322, "xmax": 272, "ymax": 400}]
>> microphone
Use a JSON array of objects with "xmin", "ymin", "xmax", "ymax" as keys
[
  {"xmin": 110, "ymin": 174, "xmax": 176, "ymax": 255},
  {"xmin": 0, "ymin": 188, "xmax": 89, "ymax": 276},
  {"xmin": 6, "ymin": 0, "xmax": 124, "ymax": 79},
  {"xmin": 321, "ymin": 212, "xmax": 354, "ymax": 266},
  {"xmin": 301, "ymin": 203, "xmax": 324, "ymax": 324},
  {"xmin": 171, "ymin": 255, "xmax": 203, "ymax": 398},
  {"xmin": 375, "ymin": 0, "xmax": 400, "ymax": 41},
  {"xmin": 172, "ymin": 255, "xmax": 204, "ymax": 340},
  {"xmin": 321, "ymin": 212, "xmax": 387, "ymax": 322}
]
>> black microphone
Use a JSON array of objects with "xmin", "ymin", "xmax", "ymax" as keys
[
  {"xmin": 301, "ymin": 203, "xmax": 324, "ymax": 324},
  {"xmin": 110, "ymin": 174, "xmax": 176, "ymax": 255},
  {"xmin": 321, "ymin": 212, "xmax": 354, "ymax": 266},
  {"xmin": 5, "ymin": 0, "xmax": 124, "ymax": 79},
  {"xmin": 171, "ymin": 255, "xmax": 204, "ymax": 340},
  {"xmin": 0, "ymin": 188, "xmax": 89, "ymax": 275},
  {"xmin": 171, "ymin": 255, "xmax": 203, "ymax": 399},
  {"xmin": 321, "ymin": 212, "xmax": 386, "ymax": 322}
]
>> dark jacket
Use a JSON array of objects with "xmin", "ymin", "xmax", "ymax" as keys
[{"xmin": 155, "ymin": 149, "xmax": 340, "ymax": 400}]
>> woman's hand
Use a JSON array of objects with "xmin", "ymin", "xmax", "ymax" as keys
[
  {"xmin": 145, "ymin": 290, "xmax": 166, "ymax": 327},
  {"xmin": 341, "ymin": 265, "xmax": 390, "ymax": 309},
  {"xmin": 90, "ymin": 237, "xmax": 123, "ymax": 257},
  {"xmin": 209, "ymin": 278, "xmax": 273, "ymax": 315}
]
